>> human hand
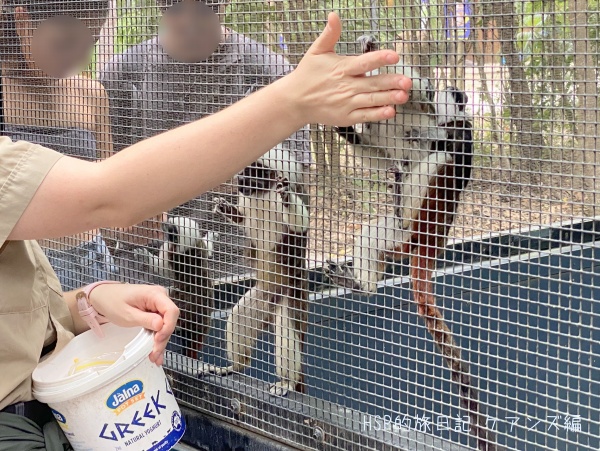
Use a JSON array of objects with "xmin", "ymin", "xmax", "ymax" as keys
[
  {"xmin": 88, "ymin": 283, "xmax": 180, "ymax": 366},
  {"xmin": 11, "ymin": 7, "xmax": 45, "ymax": 78},
  {"xmin": 282, "ymin": 12, "xmax": 413, "ymax": 127}
]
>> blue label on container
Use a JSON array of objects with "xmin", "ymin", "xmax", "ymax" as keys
[
  {"xmin": 106, "ymin": 379, "xmax": 144, "ymax": 411},
  {"xmin": 146, "ymin": 411, "xmax": 186, "ymax": 451},
  {"xmin": 51, "ymin": 409, "xmax": 66, "ymax": 424}
]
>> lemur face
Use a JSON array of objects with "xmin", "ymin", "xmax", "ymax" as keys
[
  {"xmin": 236, "ymin": 146, "xmax": 301, "ymax": 197},
  {"xmin": 165, "ymin": 222, "xmax": 180, "ymax": 245},
  {"xmin": 162, "ymin": 216, "xmax": 206, "ymax": 255},
  {"xmin": 237, "ymin": 163, "xmax": 277, "ymax": 196},
  {"xmin": 434, "ymin": 86, "xmax": 471, "ymax": 127},
  {"xmin": 445, "ymin": 86, "xmax": 468, "ymax": 111}
]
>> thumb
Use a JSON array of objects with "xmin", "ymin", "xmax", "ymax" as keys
[{"xmin": 307, "ymin": 12, "xmax": 342, "ymax": 56}]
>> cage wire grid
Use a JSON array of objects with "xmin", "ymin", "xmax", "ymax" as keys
[{"xmin": 1, "ymin": 0, "xmax": 599, "ymax": 450}]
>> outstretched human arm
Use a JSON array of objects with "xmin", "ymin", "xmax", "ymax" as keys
[{"xmin": 9, "ymin": 12, "xmax": 412, "ymax": 241}]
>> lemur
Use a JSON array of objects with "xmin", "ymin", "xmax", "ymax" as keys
[
  {"xmin": 136, "ymin": 216, "xmax": 217, "ymax": 361},
  {"xmin": 201, "ymin": 145, "xmax": 310, "ymax": 397},
  {"xmin": 328, "ymin": 35, "xmax": 472, "ymax": 294},
  {"xmin": 328, "ymin": 36, "xmax": 498, "ymax": 451}
]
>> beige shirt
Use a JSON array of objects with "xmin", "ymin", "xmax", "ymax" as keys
[{"xmin": 0, "ymin": 136, "xmax": 76, "ymax": 410}]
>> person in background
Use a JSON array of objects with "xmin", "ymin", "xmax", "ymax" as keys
[
  {"xmin": 0, "ymin": 0, "xmax": 118, "ymax": 291},
  {"xmin": 99, "ymin": 0, "xmax": 313, "ymax": 282}
]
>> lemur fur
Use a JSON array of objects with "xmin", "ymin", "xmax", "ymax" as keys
[
  {"xmin": 201, "ymin": 145, "xmax": 310, "ymax": 397},
  {"xmin": 330, "ymin": 35, "xmax": 471, "ymax": 293},
  {"xmin": 136, "ymin": 216, "xmax": 216, "ymax": 360}
]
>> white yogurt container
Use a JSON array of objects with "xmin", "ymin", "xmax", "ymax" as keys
[{"xmin": 32, "ymin": 323, "xmax": 185, "ymax": 451}]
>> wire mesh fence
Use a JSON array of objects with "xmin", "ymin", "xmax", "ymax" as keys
[{"xmin": 1, "ymin": 0, "xmax": 599, "ymax": 450}]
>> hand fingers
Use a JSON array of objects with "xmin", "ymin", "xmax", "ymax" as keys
[
  {"xmin": 349, "ymin": 89, "xmax": 410, "ymax": 111},
  {"xmin": 307, "ymin": 12, "xmax": 342, "ymax": 56},
  {"xmin": 143, "ymin": 287, "xmax": 179, "ymax": 365},
  {"xmin": 110, "ymin": 285, "xmax": 178, "ymax": 365},
  {"xmin": 343, "ymin": 105, "xmax": 397, "ymax": 126},
  {"xmin": 344, "ymin": 50, "xmax": 400, "ymax": 77},
  {"xmin": 146, "ymin": 288, "xmax": 180, "ymax": 342},
  {"xmin": 354, "ymin": 73, "xmax": 413, "ymax": 95}
]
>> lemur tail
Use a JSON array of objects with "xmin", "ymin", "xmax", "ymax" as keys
[
  {"xmin": 408, "ymin": 166, "xmax": 499, "ymax": 451},
  {"xmin": 411, "ymin": 257, "xmax": 497, "ymax": 451}
]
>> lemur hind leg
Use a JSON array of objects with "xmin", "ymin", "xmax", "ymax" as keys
[
  {"xmin": 201, "ymin": 196, "xmax": 263, "ymax": 376},
  {"xmin": 269, "ymin": 296, "xmax": 304, "ymax": 397},
  {"xmin": 271, "ymin": 176, "xmax": 309, "ymax": 396},
  {"xmin": 326, "ymin": 215, "xmax": 413, "ymax": 293},
  {"xmin": 397, "ymin": 151, "xmax": 454, "ymax": 229},
  {"xmin": 327, "ymin": 151, "xmax": 452, "ymax": 293},
  {"xmin": 200, "ymin": 285, "xmax": 273, "ymax": 376}
]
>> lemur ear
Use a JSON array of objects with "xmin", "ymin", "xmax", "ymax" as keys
[{"xmin": 447, "ymin": 86, "xmax": 468, "ymax": 107}]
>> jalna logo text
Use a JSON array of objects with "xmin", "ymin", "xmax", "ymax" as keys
[{"xmin": 106, "ymin": 380, "xmax": 146, "ymax": 415}]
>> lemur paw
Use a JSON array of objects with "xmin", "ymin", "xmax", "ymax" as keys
[
  {"xmin": 388, "ymin": 165, "xmax": 403, "ymax": 179},
  {"xmin": 357, "ymin": 34, "xmax": 378, "ymax": 53},
  {"xmin": 198, "ymin": 363, "xmax": 234, "ymax": 377},
  {"xmin": 133, "ymin": 247, "xmax": 161, "ymax": 272},
  {"xmin": 275, "ymin": 176, "xmax": 289, "ymax": 194},
  {"xmin": 325, "ymin": 260, "xmax": 364, "ymax": 293},
  {"xmin": 269, "ymin": 381, "xmax": 293, "ymax": 397},
  {"xmin": 213, "ymin": 197, "xmax": 244, "ymax": 224},
  {"xmin": 212, "ymin": 197, "xmax": 230, "ymax": 215},
  {"xmin": 276, "ymin": 177, "xmax": 291, "ymax": 202}
]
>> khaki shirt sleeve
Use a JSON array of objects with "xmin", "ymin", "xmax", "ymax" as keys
[{"xmin": 0, "ymin": 136, "xmax": 64, "ymax": 247}]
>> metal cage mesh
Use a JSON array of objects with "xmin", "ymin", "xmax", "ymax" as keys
[{"xmin": 1, "ymin": 0, "xmax": 598, "ymax": 450}]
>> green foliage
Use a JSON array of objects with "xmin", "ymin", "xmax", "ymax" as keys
[
  {"xmin": 224, "ymin": 1, "xmax": 410, "ymax": 56},
  {"xmin": 86, "ymin": 0, "xmax": 160, "ymax": 79},
  {"xmin": 114, "ymin": 0, "xmax": 160, "ymax": 55},
  {"xmin": 588, "ymin": 0, "xmax": 600, "ymax": 63},
  {"xmin": 512, "ymin": 0, "xmax": 578, "ymax": 142}
]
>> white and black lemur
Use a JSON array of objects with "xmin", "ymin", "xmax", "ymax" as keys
[
  {"xmin": 136, "ymin": 216, "xmax": 217, "ymax": 361},
  {"xmin": 328, "ymin": 36, "xmax": 498, "ymax": 451},
  {"xmin": 328, "ymin": 35, "xmax": 473, "ymax": 294},
  {"xmin": 201, "ymin": 145, "xmax": 310, "ymax": 397}
]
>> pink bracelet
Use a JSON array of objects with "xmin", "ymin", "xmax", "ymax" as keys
[{"xmin": 76, "ymin": 281, "xmax": 123, "ymax": 338}]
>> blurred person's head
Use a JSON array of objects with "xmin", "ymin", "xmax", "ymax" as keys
[
  {"xmin": 157, "ymin": 0, "xmax": 223, "ymax": 63},
  {"xmin": 0, "ymin": 1, "xmax": 109, "ymax": 78}
]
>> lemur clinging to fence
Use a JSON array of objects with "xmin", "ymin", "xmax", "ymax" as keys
[
  {"xmin": 327, "ymin": 36, "xmax": 498, "ymax": 451},
  {"xmin": 137, "ymin": 216, "xmax": 217, "ymax": 361},
  {"xmin": 201, "ymin": 145, "xmax": 310, "ymax": 397}
]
